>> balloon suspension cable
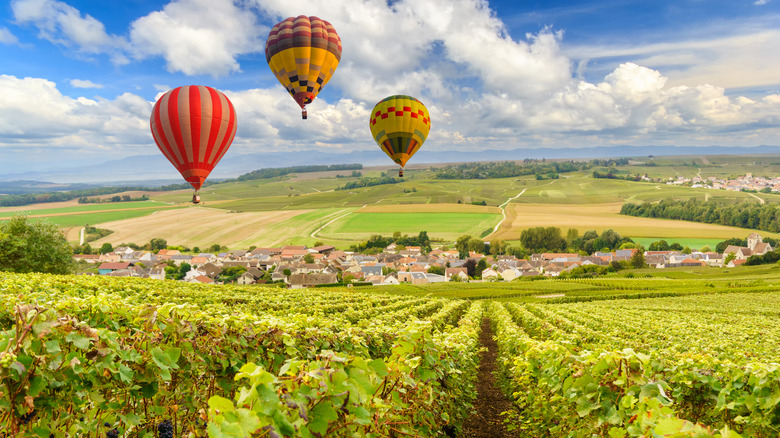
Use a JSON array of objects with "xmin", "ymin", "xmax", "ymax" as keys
[
  {"xmin": 302, "ymin": 108, "xmax": 308, "ymax": 120},
  {"xmin": 398, "ymin": 167, "xmax": 404, "ymax": 178},
  {"xmin": 192, "ymin": 190, "xmax": 201, "ymax": 205}
]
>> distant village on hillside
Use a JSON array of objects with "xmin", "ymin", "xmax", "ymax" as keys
[
  {"xmin": 666, "ymin": 173, "xmax": 779, "ymax": 192},
  {"xmin": 74, "ymin": 233, "xmax": 772, "ymax": 288}
]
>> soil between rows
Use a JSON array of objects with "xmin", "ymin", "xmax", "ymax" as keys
[{"xmin": 459, "ymin": 318, "xmax": 520, "ymax": 438}]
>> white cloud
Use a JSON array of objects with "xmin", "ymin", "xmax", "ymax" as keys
[
  {"xmin": 11, "ymin": 0, "xmax": 128, "ymax": 63},
  {"xmin": 128, "ymin": 0, "xmax": 264, "ymax": 76},
  {"xmin": 0, "ymin": 75, "xmax": 152, "ymax": 152},
  {"xmin": 754, "ymin": 0, "xmax": 770, "ymax": 5},
  {"xmin": 567, "ymin": 29, "xmax": 780, "ymax": 90},
  {"xmin": 69, "ymin": 79, "xmax": 103, "ymax": 88},
  {"xmin": 0, "ymin": 27, "xmax": 20, "ymax": 45}
]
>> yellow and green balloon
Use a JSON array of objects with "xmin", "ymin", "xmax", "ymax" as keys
[{"xmin": 369, "ymin": 95, "xmax": 431, "ymax": 177}]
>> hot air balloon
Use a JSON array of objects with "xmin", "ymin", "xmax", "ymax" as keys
[
  {"xmin": 265, "ymin": 15, "xmax": 342, "ymax": 119},
  {"xmin": 150, "ymin": 85, "xmax": 237, "ymax": 204},
  {"xmin": 369, "ymin": 95, "xmax": 431, "ymax": 177}
]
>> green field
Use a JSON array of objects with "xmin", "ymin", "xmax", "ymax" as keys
[
  {"xmin": 318, "ymin": 211, "xmax": 501, "ymax": 241},
  {"xmin": 0, "ymin": 200, "xmax": 168, "ymax": 218}
]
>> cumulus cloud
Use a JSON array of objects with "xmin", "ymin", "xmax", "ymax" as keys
[
  {"xmin": 11, "ymin": 0, "xmax": 128, "ymax": 63},
  {"xmin": 128, "ymin": 0, "xmax": 264, "ymax": 76},
  {"xmin": 0, "ymin": 75, "xmax": 152, "ymax": 152},
  {"xmin": 567, "ymin": 29, "xmax": 780, "ymax": 90},
  {"xmin": 69, "ymin": 79, "xmax": 103, "ymax": 88}
]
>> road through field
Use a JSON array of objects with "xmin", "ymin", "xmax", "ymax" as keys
[
  {"xmin": 488, "ymin": 188, "xmax": 527, "ymax": 236},
  {"xmin": 310, "ymin": 205, "xmax": 365, "ymax": 240}
]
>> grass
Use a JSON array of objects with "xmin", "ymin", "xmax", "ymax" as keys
[
  {"xmin": 0, "ymin": 201, "xmax": 169, "ymax": 218},
  {"xmin": 319, "ymin": 211, "xmax": 501, "ymax": 241}
]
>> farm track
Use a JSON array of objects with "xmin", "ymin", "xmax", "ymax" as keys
[{"xmin": 459, "ymin": 317, "xmax": 519, "ymax": 438}]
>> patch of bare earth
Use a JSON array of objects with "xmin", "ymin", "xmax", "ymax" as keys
[{"xmin": 459, "ymin": 318, "xmax": 520, "ymax": 438}]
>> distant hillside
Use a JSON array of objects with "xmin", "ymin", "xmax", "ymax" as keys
[{"xmin": 3, "ymin": 145, "xmax": 780, "ymax": 185}]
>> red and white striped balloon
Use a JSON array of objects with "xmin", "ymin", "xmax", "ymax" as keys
[{"xmin": 150, "ymin": 85, "xmax": 237, "ymax": 190}]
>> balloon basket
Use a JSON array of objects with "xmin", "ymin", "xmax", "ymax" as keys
[
  {"xmin": 398, "ymin": 168, "xmax": 404, "ymax": 178},
  {"xmin": 302, "ymin": 109, "xmax": 307, "ymax": 120},
  {"xmin": 192, "ymin": 192, "xmax": 201, "ymax": 204}
]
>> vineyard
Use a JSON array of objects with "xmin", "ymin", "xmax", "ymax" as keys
[
  {"xmin": 489, "ymin": 293, "xmax": 780, "ymax": 437},
  {"xmin": 1, "ymin": 273, "xmax": 779, "ymax": 437},
  {"xmin": 0, "ymin": 274, "xmax": 480, "ymax": 437}
]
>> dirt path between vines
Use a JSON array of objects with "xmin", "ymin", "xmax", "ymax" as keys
[{"xmin": 459, "ymin": 318, "xmax": 520, "ymax": 438}]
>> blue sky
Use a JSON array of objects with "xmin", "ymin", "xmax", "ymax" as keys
[{"xmin": 1, "ymin": 0, "xmax": 779, "ymax": 178}]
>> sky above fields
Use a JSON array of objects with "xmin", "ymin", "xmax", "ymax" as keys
[{"xmin": 2, "ymin": 0, "xmax": 780, "ymax": 175}]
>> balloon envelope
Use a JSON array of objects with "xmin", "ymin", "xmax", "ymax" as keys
[
  {"xmin": 265, "ymin": 15, "xmax": 341, "ymax": 115},
  {"xmin": 369, "ymin": 95, "xmax": 431, "ymax": 168},
  {"xmin": 150, "ymin": 85, "xmax": 237, "ymax": 190}
]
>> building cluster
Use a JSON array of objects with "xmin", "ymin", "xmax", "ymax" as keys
[
  {"xmin": 72, "ymin": 234, "xmax": 772, "ymax": 287},
  {"xmin": 668, "ymin": 173, "xmax": 780, "ymax": 192}
]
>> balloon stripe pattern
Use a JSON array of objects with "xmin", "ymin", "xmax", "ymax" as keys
[
  {"xmin": 150, "ymin": 85, "xmax": 237, "ymax": 190},
  {"xmin": 265, "ymin": 16, "xmax": 341, "ymax": 111},
  {"xmin": 369, "ymin": 95, "xmax": 431, "ymax": 167}
]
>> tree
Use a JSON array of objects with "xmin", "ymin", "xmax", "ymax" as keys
[
  {"xmin": 100, "ymin": 242, "xmax": 114, "ymax": 254},
  {"xmin": 303, "ymin": 253, "xmax": 315, "ymax": 264},
  {"xmin": 314, "ymin": 241, "xmax": 324, "ymax": 247},
  {"xmin": 520, "ymin": 227, "xmax": 566, "ymax": 253},
  {"xmin": 427, "ymin": 265, "xmax": 444, "ymax": 275},
  {"xmin": 283, "ymin": 268, "xmax": 291, "ymax": 276},
  {"xmin": 220, "ymin": 266, "xmax": 247, "ymax": 283},
  {"xmin": 209, "ymin": 243, "xmax": 223, "ymax": 253},
  {"xmin": 0, "ymin": 214, "xmax": 73, "ymax": 274},
  {"xmin": 630, "ymin": 248, "xmax": 646, "ymax": 269},
  {"xmin": 463, "ymin": 259, "xmax": 477, "ymax": 277},
  {"xmin": 724, "ymin": 252, "xmax": 737, "ymax": 265},
  {"xmin": 455, "ymin": 235, "xmax": 471, "ymax": 259},
  {"xmin": 467, "ymin": 238, "xmax": 485, "ymax": 254},
  {"xmin": 475, "ymin": 258, "xmax": 488, "ymax": 278},
  {"xmin": 150, "ymin": 238, "xmax": 167, "ymax": 252}
]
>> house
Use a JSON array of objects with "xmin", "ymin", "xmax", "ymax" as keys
[
  {"xmin": 500, "ymin": 267, "xmax": 522, "ymax": 281},
  {"xmin": 73, "ymin": 254, "xmax": 100, "ymax": 264},
  {"xmin": 727, "ymin": 259, "xmax": 747, "ymax": 268},
  {"xmin": 361, "ymin": 265, "xmax": 383, "ymax": 276},
  {"xmin": 98, "ymin": 262, "xmax": 133, "ymax": 275},
  {"xmin": 311, "ymin": 245, "xmax": 336, "ymax": 254},
  {"xmin": 288, "ymin": 273, "xmax": 337, "ymax": 288},
  {"xmin": 200, "ymin": 263, "xmax": 223, "ymax": 278},
  {"xmin": 445, "ymin": 267, "xmax": 468, "ymax": 281},
  {"xmin": 191, "ymin": 275, "xmax": 214, "ymax": 284},
  {"xmin": 481, "ymin": 268, "xmax": 499, "ymax": 281},
  {"xmin": 170, "ymin": 254, "xmax": 193, "ymax": 266}
]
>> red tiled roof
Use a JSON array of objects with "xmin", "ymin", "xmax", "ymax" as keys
[{"xmin": 98, "ymin": 262, "xmax": 130, "ymax": 270}]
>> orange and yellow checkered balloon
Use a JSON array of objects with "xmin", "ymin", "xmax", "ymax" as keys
[{"xmin": 369, "ymin": 95, "xmax": 431, "ymax": 168}]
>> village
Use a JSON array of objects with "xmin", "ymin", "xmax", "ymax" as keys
[
  {"xmin": 667, "ymin": 173, "xmax": 780, "ymax": 192},
  {"xmin": 74, "ymin": 233, "xmax": 772, "ymax": 287}
]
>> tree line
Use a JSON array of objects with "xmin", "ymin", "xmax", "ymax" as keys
[
  {"xmin": 236, "ymin": 163, "xmax": 362, "ymax": 181},
  {"xmin": 620, "ymin": 199, "xmax": 780, "ymax": 233},
  {"xmin": 434, "ymin": 158, "xmax": 630, "ymax": 180},
  {"xmin": 336, "ymin": 175, "xmax": 400, "ymax": 190}
]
